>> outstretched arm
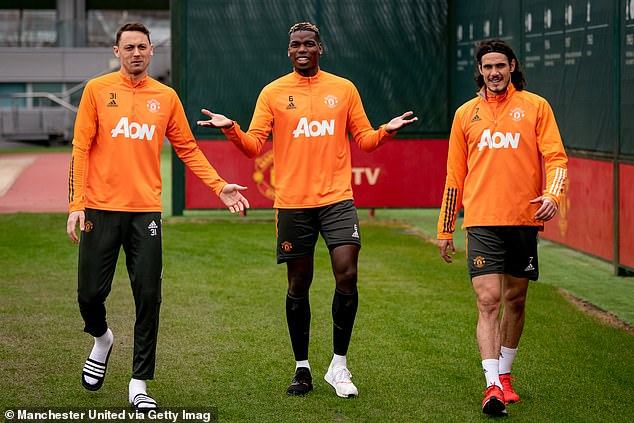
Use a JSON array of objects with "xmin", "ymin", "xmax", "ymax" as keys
[
  {"xmin": 197, "ymin": 109, "xmax": 234, "ymax": 129},
  {"xmin": 197, "ymin": 90, "xmax": 273, "ymax": 158},
  {"xmin": 384, "ymin": 111, "xmax": 418, "ymax": 133}
]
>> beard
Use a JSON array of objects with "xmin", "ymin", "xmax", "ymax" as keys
[{"xmin": 486, "ymin": 79, "xmax": 509, "ymax": 93}]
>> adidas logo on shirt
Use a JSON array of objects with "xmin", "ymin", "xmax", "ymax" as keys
[{"xmin": 107, "ymin": 99, "xmax": 118, "ymax": 107}]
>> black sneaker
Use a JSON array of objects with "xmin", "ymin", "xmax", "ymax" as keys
[{"xmin": 286, "ymin": 367, "xmax": 313, "ymax": 396}]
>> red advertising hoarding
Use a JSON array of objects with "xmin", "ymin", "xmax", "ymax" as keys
[
  {"xmin": 619, "ymin": 163, "xmax": 634, "ymax": 268},
  {"xmin": 543, "ymin": 157, "xmax": 614, "ymax": 261},
  {"xmin": 185, "ymin": 139, "xmax": 449, "ymax": 209},
  {"xmin": 186, "ymin": 144, "xmax": 630, "ymax": 270}
]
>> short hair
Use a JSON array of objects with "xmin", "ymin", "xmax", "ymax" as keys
[
  {"xmin": 474, "ymin": 39, "xmax": 525, "ymax": 91},
  {"xmin": 288, "ymin": 22, "xmax": 320, "ymax": 42},
  {"xmin": 115, "ymin": 22, "xmax": 151, "ymax": 46}
]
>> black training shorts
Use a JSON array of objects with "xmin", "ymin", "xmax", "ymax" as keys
[
  {"xmin": 466, "ymin": 226, "xmax": 539, "ymax": 280},
  {"xmin": 275, "ymin": 199, "xmax": 361, "ymax": 263}
]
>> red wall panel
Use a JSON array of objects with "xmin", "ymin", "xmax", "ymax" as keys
[
  {"xmin": 185, "ymin": 139, "xmax": 448, "ymax": 209},
  {"xmin": 186, "ymin": 145, "xmax": 623, "ymax": 267},
  {"xmin": 619, "ymin": 163, "xmax": 634, "ymax": 268},
  {"xmin": 543, "ymin": 157, "xmax": 613, "ymax": 261}
]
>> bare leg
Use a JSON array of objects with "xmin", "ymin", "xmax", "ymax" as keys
[
  {"xmin": 499, "ymin": 275, "xmax": 529, "ymax": 349},
  {"xmin": 472, "ymin": 274, "xmax": 504, "ymax": 359}
]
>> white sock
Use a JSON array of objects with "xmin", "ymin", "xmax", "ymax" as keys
[
  {"xmin": 84, "ymin": 328, "xmax": 113, "ymax": 385},
  {"xmin": 295, "ymin": 360, "xmax": 310, "ymax": 370},
  {"xmin": 499, "ymin": 346, "xmax": 518, "ymax": 375},
  {"xmin": 482, "ymin": 359, "xmax": 502, "ymax": 388},
  {"xmin": 129, "ymin": 378, "xmax": 148, "ymax": 404},
  {"xmin": 330, "ymin": 354, "xmax": 347, "ymax": 370}
]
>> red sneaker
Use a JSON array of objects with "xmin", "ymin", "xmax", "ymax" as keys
[
  {"xmin": 499, "ymin": 373, "xmax": 520, "ymax": 404},
  {"xmin": 482, "ymin": 385, "xmax": 507, "ymax": 416}
]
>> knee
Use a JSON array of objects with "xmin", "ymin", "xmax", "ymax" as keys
[
  {"xmin": 476, "ymin": 295, "xmax": 501, "ymax": 319},
  {"xmin": 288, "ymin": 274, "xmax": 311, "ymax": 297},
  {"xmin": 504, "ymin": 293, "xmax": 527, "ymax": 313},
  {"xmin": 335, "ymin": 268, "xmax": 357, "ymax": 294},
  {"xmin": 77, "ymin": 286, "xmax": 105, "ymax": 306}
]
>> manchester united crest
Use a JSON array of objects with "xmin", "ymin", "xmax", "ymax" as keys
[
  {"xmin": 281, "ymin": 241, "xmax": 293, "ymax": 253},
  {"xmin": 509, "ymin": 107, "xmax": 525, "ymax": 122},
  {"xmin": 324, "ymin": 95, "xmax": 338, "ymax": 109},
  {"xmin": 253, "ymin": 149, "xmax": 275, "ymax": 201},
  {"xmin": 147, "ymin": 99, "xmax": 160, "ymax": 113},
  {"xmin": 473, "ymin": 255, "xmax": 486, "ymax": 268},
  {"xmin": 84, "ymin": 221, "xmax": 94, "ymax": 233}
]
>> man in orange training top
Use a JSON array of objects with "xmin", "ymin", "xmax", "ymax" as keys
[
  {"xmin": 437, "ymin": 39, "xmax": 567, "ymax": 416},
  {"xmin": 66, "ymin": 22, "xmax": 249, "ymax": 411},
  {"xmin": 198, "ymin": 21, "xmax": 417, "ymax": 398}
]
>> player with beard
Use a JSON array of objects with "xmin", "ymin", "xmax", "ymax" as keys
[{"xmin": 437, "ymin": 39, "xmax": 568, "ymax": 416}]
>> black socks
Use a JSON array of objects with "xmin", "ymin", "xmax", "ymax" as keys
[
  {"xmin": 332, "ymin": 289, "xmax": 358, "ymax": 356},
  {"xmin": 286, "ymin": 293, "xmax": 311, "ymax": 361}
]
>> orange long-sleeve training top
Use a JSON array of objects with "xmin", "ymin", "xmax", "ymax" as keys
[
  {"xmin": 69, "ymin": 71, "xmax": 226, "ymax": 212},
  {"xmin": 222, "ymin": 69, "xmax": 392, "ymax": 208},
  {"xmin": 437, "ymin": 84, "xmax": 568, "ymax": 239}
]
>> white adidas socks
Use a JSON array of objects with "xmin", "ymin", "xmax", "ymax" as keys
[
  {"xmin": 84, "ymin": 328, "xmax": 113, "ymax": 385},
  {"xmin": 499, "ymin": 346, "xmax": 518, "ymax": 375},
  {"xmin": 129, "ymin": 378, "xmax": 148, "ymax": 403},
  {"xmin": 329, "ymin": 354, "xmax": 347, "ymax": 370},
  {"xmin": 295, "ymin": 360, "xmax": 311, "ymax": 371},
  {"xmin": 482, "ymin": 359, "xmax": 502, "ymax": 388}
]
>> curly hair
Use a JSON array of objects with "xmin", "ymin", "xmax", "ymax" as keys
[{"xmin": 288, "ymin": 22, "xmax": 320, "ymax": 42}]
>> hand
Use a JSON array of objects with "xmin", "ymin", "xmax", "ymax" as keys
[
  {"xmin": 530, "ymin": 196, "xmax": 558, "ymax": 221},
  {"xmin": 197, "ymin": 109, "xmax": 234, "ymax": 129},
  {"xmin": 385, "ymin": 111, "xmax": 418, "ymax": 133},
  {"xmin": 67, "ymin": 210, "xmax": 85, "ymax": 244},
  {"xmin": 219, "ymin": 184, "xmax": 250, "ymax": 213},
  {"xmin": 438, "ymin": 239, "xmax": 455, "ymax": 263}
]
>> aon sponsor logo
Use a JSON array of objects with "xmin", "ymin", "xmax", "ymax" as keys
[
  {"xmin": 110, "ymin": 117, "xmax": 156, "ymax": 141},
  {"xmin": 477, "ymin": 129, "xmax": 520, "ymax": 151},
  {"xmin": 292, "ymin": 117, "xmax": 335, "ymax": 138}
]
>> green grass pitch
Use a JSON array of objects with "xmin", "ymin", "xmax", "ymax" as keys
[{"xmin": 0, "ymin": 212, "xmax": 633, "ymax": 422}]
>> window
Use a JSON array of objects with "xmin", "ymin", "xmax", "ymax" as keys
[
  {"xmin": 0, "ymin": 83, "xmax": 27, "ymax": 108},
  {"xmin": 31, "ymin": 83, "xmax": 64, "ymax": 107},
  {"xmin": 21, "ymin": 9, "xmax": 57, "ymax": 46},
  {"xmin": 0, "ymin": 10, "xmax": 20, "ymax": 46},
  {"xmin": 0, "ymin": 9, "xmax": 56, "ymax": 46}
]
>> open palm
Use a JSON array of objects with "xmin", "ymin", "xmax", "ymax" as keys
[{"xmin": 197, "ymin": 108, "xmax": 233, "ymax": 128}]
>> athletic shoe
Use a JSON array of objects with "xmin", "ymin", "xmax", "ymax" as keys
[
  {"xmin": 286, "ymin": 367, "xmax": 313, "ymax": 396},
  {"xmin": 482, "ymin": 385, "xmax": 507, "ymax": 416},
  {"xmin": 324, "ymin": 365, "xmax": 358, "ymax": 398},
  {"xmin": 499, "ymin": 373, "xmax": 520, "ymax": 404}
]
